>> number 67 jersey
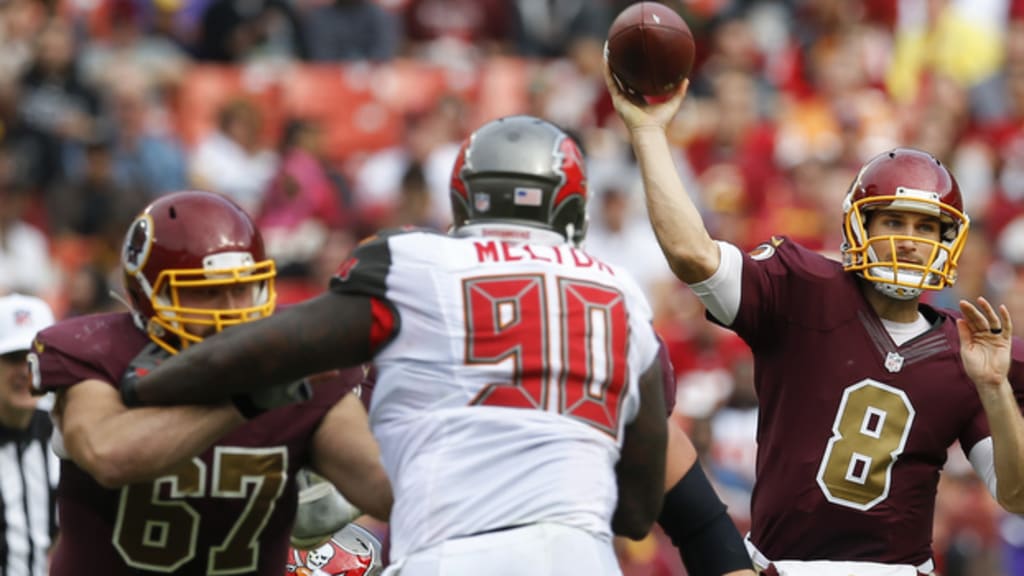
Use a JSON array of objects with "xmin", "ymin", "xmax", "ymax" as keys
[
  {"xmin": 330, "ymin": 229, "xmax": 662, "ymax": 561},
  {"xmin": 32, "ymin": 313, "xmax": 357, "ymax": 575}
]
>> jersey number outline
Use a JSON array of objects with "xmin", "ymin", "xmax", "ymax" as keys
[
  {"xmin": 112, "ymin": 446, "xmax": 288, "ymax": 574},
  {"xmin": 816, "ymin": 379, "xmax": 916, "ymax": 510},
  {"xmin": 463, "ymin": 274, "xmax": 629, "ymax": 437}
]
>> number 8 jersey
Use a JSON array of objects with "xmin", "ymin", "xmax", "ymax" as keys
[
  {"xmin": 330, "ymin": 229, "xmax": 662, "ymax": 562},
  {"xmin": 701, "ymin": 236, "xmax": 1024, "ymax": 567}
]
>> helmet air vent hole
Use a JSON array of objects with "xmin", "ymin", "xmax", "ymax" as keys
[{"xmin": 169, "ymin": 207, "xmax": 177, "ymax": 219}]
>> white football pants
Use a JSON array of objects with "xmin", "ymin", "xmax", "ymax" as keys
[{"xmin": 382, "ymin": 522, "xmax": 622, "ymax": 576}]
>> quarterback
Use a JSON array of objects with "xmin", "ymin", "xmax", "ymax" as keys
[{"xmin": 604, "ymin": 59, "xmax": 1024, "ymax": 576}]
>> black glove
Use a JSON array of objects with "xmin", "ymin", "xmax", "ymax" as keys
[
  {"xmin": 231, "ymin": 379, "xmax": 313, "ymax": 419},
  {"xmin": 121, "ymin": 342, "xmax": 172, "ymax": 407}
]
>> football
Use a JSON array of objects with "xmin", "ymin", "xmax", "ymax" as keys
[{"xmin": 605, "ymin": 2, "xmax": 695, "ymax": 98}]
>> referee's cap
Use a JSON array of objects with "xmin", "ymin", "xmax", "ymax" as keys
[{"xmin": 0, "ymin": 294, "xmax": 54, "ymax": 356}]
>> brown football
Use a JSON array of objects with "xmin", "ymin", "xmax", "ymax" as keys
[{"xmin": 605, "ymin": 2, "xmax": 695, "ymax": 98}]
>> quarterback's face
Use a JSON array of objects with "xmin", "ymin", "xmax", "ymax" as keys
[
  {"xmin": 176, "ymin": 284, "xmax": 256, "ymax": 338},
  {"xmin": 865, "ymin": 210, "xmax": 942, "ymax": 265},
  {"xmin": 0, "ymin": 351, "xmax": 37, "ymax": 420}
]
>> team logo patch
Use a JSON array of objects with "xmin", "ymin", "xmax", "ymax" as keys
[
  {"xmin": 749, "ymin": 236, "xmax": 785, "ymax": 261},
  {"xmin": 474, "ymin": 193, "xmax": 491, "ymax": 212},
  {"xmin": 749, "ymin": 244, "xmax": 776, "ymax": 261},
  {"xmin": 122, "ymin": 214, "xmax": 154, "ymax": 274}
]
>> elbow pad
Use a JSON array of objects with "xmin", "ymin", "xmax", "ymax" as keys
[
  {"xmin": 291, "ymin": 469, "xmax": 362, "ymax": 550},
  {"xmin": 657, "ymin": 463, "xmax": 752, "ymax": 575}
]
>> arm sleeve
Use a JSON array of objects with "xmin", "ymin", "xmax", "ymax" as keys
[
  {"xmin": 688, "ymin": 241, "xmax": 743, "ymax": 326},
  {"xmin": 968, "ymin": 437, "xmax": 998, "ymax": 498}
]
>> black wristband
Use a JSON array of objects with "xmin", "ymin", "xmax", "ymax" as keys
[
  {"xmin": 231, "ymin": 395, "xmax": 264, "ymax": 420},
  {"xmin": 658, "ymin": 463, "xmax": 752, "ymax": 575}
]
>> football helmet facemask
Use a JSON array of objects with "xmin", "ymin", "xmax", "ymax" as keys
[
  {"xmin": 449, "ymin": 115, "xmax": 588, "ymax": 246},
  {"xmin": 841, "ymin": 148, "xmax": 969, "ymax": 300},
  {"xmin": 121, "ymin": 191, "xmax": 277, "ymax": 354},
  {"xmin": 285, "ymin": 523, "xmax": 383, "ymax": 576}
]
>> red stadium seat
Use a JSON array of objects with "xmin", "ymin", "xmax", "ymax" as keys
[
  {"xmin": 172, "ymin": 65, "xmax": 284, "ymax": 148},
  {"xmin": 281, "ymin": 65, "xmax": 403, "ymax": 163}
]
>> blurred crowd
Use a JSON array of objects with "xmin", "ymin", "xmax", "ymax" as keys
[{"xmin": 2, "ymin": 0, "xmax": 1024, "ymax": 574}]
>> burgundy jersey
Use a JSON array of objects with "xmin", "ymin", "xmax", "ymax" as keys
[
  {"xmin": 32, "ymin": 312, "xmax": 363, "ymax": 576},
  {"xmin": 727, "ymin": 238, "xmax": 1024, "ymax": 565}
]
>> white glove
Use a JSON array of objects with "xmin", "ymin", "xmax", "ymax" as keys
[{"xmin": 291, "ymin": 469, "xmax": 362, "ymax": 550}]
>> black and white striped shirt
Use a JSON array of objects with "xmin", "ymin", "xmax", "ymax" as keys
[{"xmin": 0, "ymin": 410, "xmax": 58, "ymax": 576}]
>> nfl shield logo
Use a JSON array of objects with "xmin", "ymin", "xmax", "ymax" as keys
[
  {"xmin": 13, "ymin": 309, "xmax": 31, "ymax": 326},
  {"xmin": 474, "ymin": 193, "xmax": 490, "ymax": 212},
  {"xmin": 884, "ymin": 351, "xmax": 904, "ymax": 373}
]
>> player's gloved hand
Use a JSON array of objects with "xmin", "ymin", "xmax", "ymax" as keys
[
  {"xmin": 231, "ymin": 378, "xmax": 313, "ymax": 419},
  {"xmin": 291, "ymin": 468, "xmax": 362, "ymax": 550},
  {"xmin": 121, "ymin": 342, "xmax": 171, "ymax": 407}
]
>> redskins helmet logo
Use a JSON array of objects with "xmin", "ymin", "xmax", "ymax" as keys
[{"xmin": 122, "ymin": 214, "xmax": 154, "ymax": 274}]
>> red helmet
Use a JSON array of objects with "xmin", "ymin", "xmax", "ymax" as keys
[
  {"xmin": 285, "ymin": 524, "xmax": 383, "ymax": 576},
  {"xmin": 121, "ymin": 191, "xmax": 277, "ymax": 354},
  {"xmin": 449, "ymin": 115, "xmax": 588, "ymax": 245},
  {"xmin": 841, "ymin": 148, "xmax": 970, "ymax": 299}
]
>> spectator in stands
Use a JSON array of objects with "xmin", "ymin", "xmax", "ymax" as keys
[
  {"xmin": 197, "ymin": 0, "xmax": 309, "ymax": 62},
  {"xmin": 18, "ymin": 17, "xmax": 107, "ymax": 193},
  {"xmin": 64, "ymin": 265, "xmax": 119, "ymax": 317},
  {"xmin": 304, "ymin": 0, "xmax": 399, "ymax": 62},
  {"xmin": 400, "ymin": 0, "xmax": 512, "ymax": 64},
  {"xmin": 190, "ymin": 98, "xmax": 277, "ymax": 215},
  {"xmin": 0, "ymin": 0, "xmax": 47, "ymax": 84},
  {"xmin": 584, "ymin": 180, "xmax": 678, "ymax": 307},
  {"xmin": 0, "ymin": 150, "xmax": 54, "ymax": 297},
  {"xmin": 257, "ymin": 118, "xmax": 349, "ymax": 277},
  {"xmin": 50, "ymin": 136, "xmax": 145, "ymax": 251},
  {"xmin": 353, "ymin": 97, "xmax": 465, "ymax": 228},
  {"xmin": 108, "ymin": 73, "xmax": 188, "ymax": 198},
  {"xmin": 79, "ymin": 0, "xmax": 188, "ymax": 95},
  {"xmin": 511, "ymin": 0, "xmax": 608, "ymax": 60}
]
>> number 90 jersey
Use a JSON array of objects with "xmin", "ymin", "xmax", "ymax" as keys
[{"xmin": 330, "ymin": 229, "xmax": 661, "ymax": 561}]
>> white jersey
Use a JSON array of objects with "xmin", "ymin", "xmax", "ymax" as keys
[{"xmin": 330, "ymin": 228, "xmax": 661, "ymax": 561}]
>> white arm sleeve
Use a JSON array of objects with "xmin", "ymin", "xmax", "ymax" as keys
[
  {"xmin": 687, "ymin": 241, "xmax": 743, "ymax": 326},
  {"xmin": 968, "ymin": 437, "xmax": 998, "ymax": 498}
]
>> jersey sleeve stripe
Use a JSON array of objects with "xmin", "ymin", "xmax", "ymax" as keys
[{"xmin": 369, "ymin": 297, "xmax": 399, "ymax": 354}]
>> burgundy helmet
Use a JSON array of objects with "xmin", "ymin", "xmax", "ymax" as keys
[
  {"xmin": 841, "ymin": 148, "xmax": 969, "ymax": 300},
  {"xmin": 450, "ymin": 115, "xmax": 588, "ymax": 245},
  {"xmin": 121, "ymin": 191, "xmax": 277, "ymax": 353}
]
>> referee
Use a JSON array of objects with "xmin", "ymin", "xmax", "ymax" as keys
[{"xmin": 0, "ymin": 294, "xmax": 56, "ymax": 576}]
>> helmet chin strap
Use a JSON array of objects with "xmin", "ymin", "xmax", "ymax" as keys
[
  {"xmin": 871, "ymin": 277, "xmax": 922, "ymax": 301},
  {"xmin": 863, "ymin": 245, "xmax": 924, "ymax": 300}
]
